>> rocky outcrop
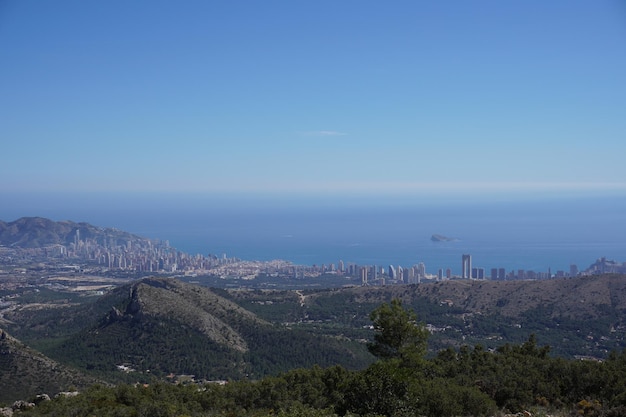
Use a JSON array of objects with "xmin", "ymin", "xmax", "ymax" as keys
[{"xmin": 11, "ymin": 400, "xmax": 34, "ymax": 411}]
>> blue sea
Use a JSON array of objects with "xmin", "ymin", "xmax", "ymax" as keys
[{"xmin": 3, "ymin": 193, "xmax": 626, "ymax": 275}]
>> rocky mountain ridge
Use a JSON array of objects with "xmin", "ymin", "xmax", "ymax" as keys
[{"xmin": 105, "ymin": 278, "xmax": 268, "ymax": 352}]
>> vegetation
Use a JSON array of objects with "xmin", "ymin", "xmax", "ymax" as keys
[
  {"xmin": 219, "ymin": 274, "xmax": 626, "ymax": 359},
  {"xmin": 18, "ymin": 279, "xmax": 373, "ymax": 383},
  {"xmin": 10, "ymin": 299, "xmax": 626, "ymax": 417},
  {"xmin": 5, "ymin": 275, "xmax": 626, "ymax": 415},
  {"xmin": 367, "ymin": 298, "xmax": 428, "ymax": 363},
  {"xmin": 0, "ymin": 330, "xmax": 100, "ymax": 405},
  {"xmin": 8, "ymin": 274, "xmax": 626, "ymax": 369}
]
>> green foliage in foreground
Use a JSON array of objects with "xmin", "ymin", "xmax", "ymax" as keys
[{"xmin": 15, "ymin": 300, "xmax": 626, "ymax": 417}]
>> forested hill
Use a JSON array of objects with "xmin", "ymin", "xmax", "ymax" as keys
[
  {"xmin": 0, "ymin": 329, "xmax": 100, "ymax": 403},
  {"xmin": 225, "ymin": 273, "xmax": 626, "ymax": 358},
  {"xmin": 36, "ymin": 277, "xmax": 373, "ymax": 383}
]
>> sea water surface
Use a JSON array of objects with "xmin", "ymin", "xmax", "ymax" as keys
[{"xmin": 3, "ymin": 192, "xmax": 625, "ymax": 275}]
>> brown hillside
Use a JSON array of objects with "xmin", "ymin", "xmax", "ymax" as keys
[{"xmin": 306, "ymin": 274, "xmax": 626, "ymax": 320}]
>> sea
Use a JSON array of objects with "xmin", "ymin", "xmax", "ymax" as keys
[{"xmin": 3, "ymin": 192, "xmax": 626, "ymax": 276}]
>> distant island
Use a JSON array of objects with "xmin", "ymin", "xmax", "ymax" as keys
[{"xmin": 431, "ymin": 234, "xmax": 458, "ymax": 242}]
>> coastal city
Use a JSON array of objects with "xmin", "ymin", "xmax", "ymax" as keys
[{"xmin": 1, "ymin": 219, "xmax": 624, "ymax": 289}]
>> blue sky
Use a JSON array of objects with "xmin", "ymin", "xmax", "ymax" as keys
[{"xmin": 1, "ymin": 1, "xmax": 626, "ymax": 202}]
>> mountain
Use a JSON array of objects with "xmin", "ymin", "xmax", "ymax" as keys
[
  {"xmin": 0, "ymin": 329, "xmax": 99, "ymax": 403},
  {"xmin": 41, "ymin": 278, "xmax": 372, "ymax": 382},
  {"xmin": 0, "ymin": 216, "xmax": 150, "ymax": 248}
]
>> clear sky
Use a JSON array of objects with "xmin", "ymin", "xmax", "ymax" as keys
[{"xmin": 1, "ymin": 1, "xmax": 626, "ymax": 202}]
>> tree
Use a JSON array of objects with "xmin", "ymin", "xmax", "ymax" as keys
[{"xmin": 367, "ymin": 299, "xmax": 429, "ymax": 365}]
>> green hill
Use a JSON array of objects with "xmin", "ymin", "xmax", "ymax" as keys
[{"xmin": 40, "ymin": 278, "xmax": 373, "ymax": 382}]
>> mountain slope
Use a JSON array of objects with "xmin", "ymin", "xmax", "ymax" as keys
[
  {"xmin": 44, "ymin": 278, "xmax": 372, "ymax": 381},
  {"xmin": 0, "ymin": 329, "xmax": 99, "ymax": 403},
  {"xmin": 123, "ymin": 277, "xmax": 266, "ymax": 352}
]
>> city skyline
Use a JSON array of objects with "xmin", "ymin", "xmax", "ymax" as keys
[
  {"xmin": 2, "ymin": 215, "xmax": 615, "ymax": 282},
  {"xmin": 1, "ymin": 1, "xmax": 626, "ymax": 204}
]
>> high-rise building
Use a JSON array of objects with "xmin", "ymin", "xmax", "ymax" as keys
[
  {"xmin": 471, "ymin": 267, "xmax": 485, "ymax": 279},
  {"xmin": 360, "ymin": 267, "xmax": 368, "ymax": 285},
  {"xmin": 461, "ymin": 254, "xmax": 472, "ymax": 279},
  {"xmin": 498, "ymin": 268, "xmax": 506, "ymax": 280},
  {"xmin": 408, "ymin": 267, "xmax": 416, "ymax": 284},
  {"xmin": 417, "ymin": 262, "xmax": 426, "ymax": 278}
]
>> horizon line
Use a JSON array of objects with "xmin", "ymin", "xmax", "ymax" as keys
[{"xmin": 3, "ymin": 181, "xmax": 626, "ymax": 195}]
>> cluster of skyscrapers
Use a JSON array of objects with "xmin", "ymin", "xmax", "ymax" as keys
[
  {"xmin": 333, "ymin": 260, "xmax": 434, "ymax": 286},
  {"xmin": 331, "ymin": 253, "xmax": 579, "ymax": 286}
]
